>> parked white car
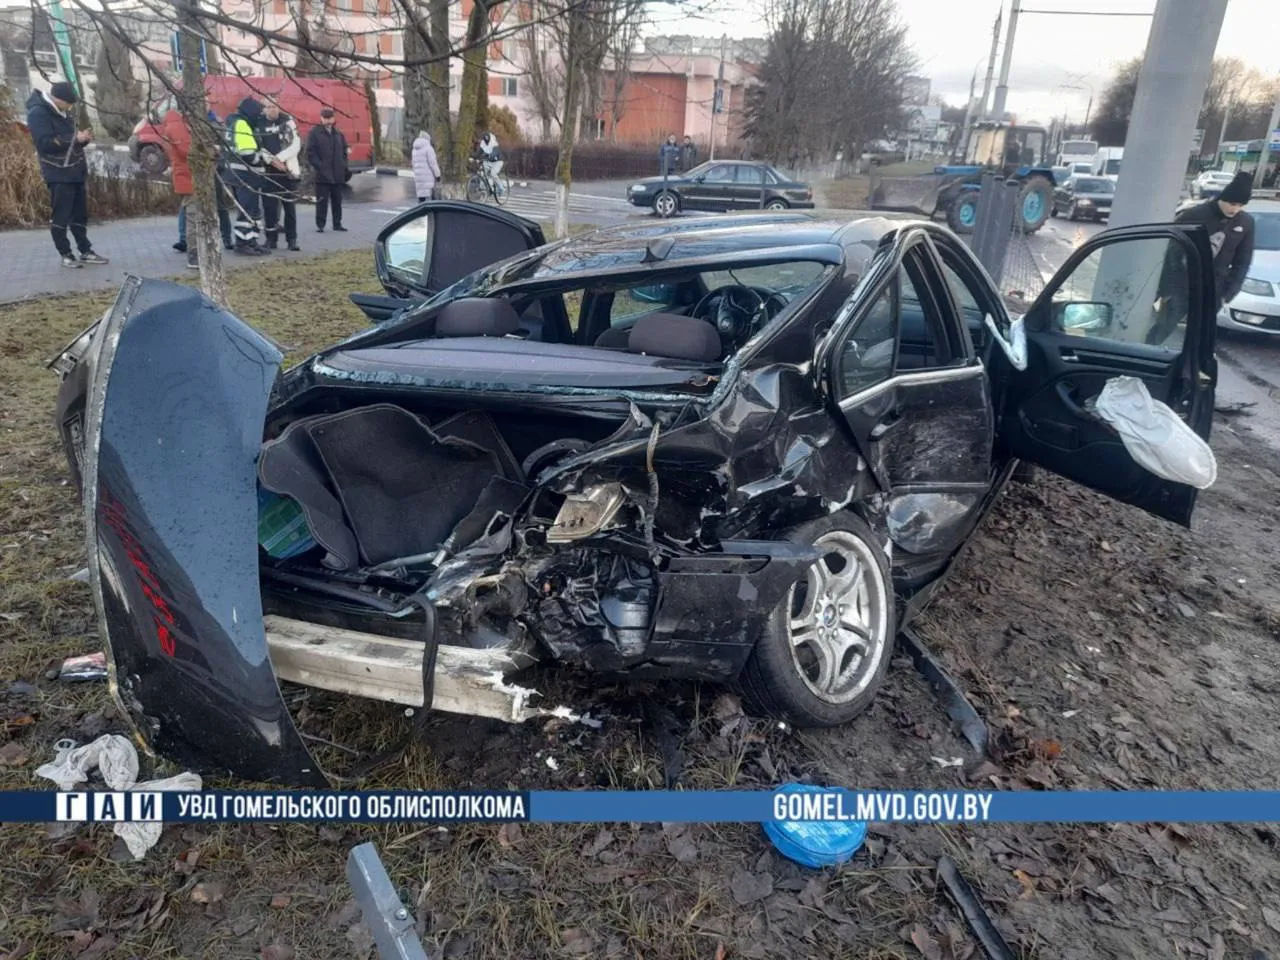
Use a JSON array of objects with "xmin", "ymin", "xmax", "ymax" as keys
[
  {"xmin": 1218, "ymin": 201, "xmax": 1280, "ymax": 335},
  {"xmin": 1191, "ymin": 170, "xmax": 1236, "ymax": 200}
]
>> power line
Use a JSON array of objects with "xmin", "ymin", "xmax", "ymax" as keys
[{"xmin": 1019, "ymin": 9, "xmax": 1153, "ymax": 15}]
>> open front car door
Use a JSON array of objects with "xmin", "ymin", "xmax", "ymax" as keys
[{"xmin": 991, "ymin": 224, "xmax": 1218, "ymax": 526}]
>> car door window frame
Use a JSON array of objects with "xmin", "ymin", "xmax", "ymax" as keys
[{"xmin": 824, "ymin": 230, "xmax": 986, "ymax": 407}]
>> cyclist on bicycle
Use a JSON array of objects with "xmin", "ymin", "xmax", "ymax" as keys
[{"xmin": 477, "ymin": 131, "xmax": 503, "ymax": 183}]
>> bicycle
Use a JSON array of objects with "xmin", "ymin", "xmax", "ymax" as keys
[{"xmin": 465, "ymin": 157, "xmax": 511, "ymax": 206}]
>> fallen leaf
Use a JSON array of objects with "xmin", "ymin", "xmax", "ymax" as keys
[
  {"xmin": 714, "ymin": 943, "xmax": 727, "ymax": 960},
  {"xmin": 1262, "ymin": 906, "xmax": 1280, "ymax": 935},
  {"xmin": 909, "ymin": 924, "xmax": 943, "ymax": 960},
  {"xmin": 1013, "ymin": 869, "xmax": 1037, "ymax": 899},
  {"xmin": 1208, "ymin": 932, "xmax": 1226, "ymax": 960},
  {"xmin": 269, "ymin": 893, "xmax": 292, "ymax": 909},
  {"xmin": 665, "ymin": 829, "xmax": 698, "ymax": 864},
  {"xmin": 583, "ymin": 829, "xmax": 613, "ymax": 858},
  {"xmin": 78, "ymin": 935, "xmax": 118, "ymax": 960},
  {"xmin": 63, "ymin": 932, "xmax": 94, "ymax": 956},
  {"xmin": 262, "ymin": 946, "xmax": 295, "ymax": 960},
  {"xmin": 0, "ymin": 939, "xmax": 31, "ymax": 960},
  {"xmin": 0, "ymin": 741, "xmax": 30, "ymax": 766},
  {"xmin": 173, "ymin": 848, "xmax": 200, "ymax": 875},
  {"xmin": 712, "ymin": 693, "xmax": 744, "ymax": 720},
  {"xmin": 730, "ymin": 870, "xmax": 773, "ymax": 906},
  {"xmin": 1033, "ymin": 740, "xmax": 1062, "ymax": 761},
  {"xmin": 497, "ymin": 823, "xmax": 522, "ymax": 848},
  {"xmin": 190, "ymin": 881, "xmax": 225, "ymax": 905}
]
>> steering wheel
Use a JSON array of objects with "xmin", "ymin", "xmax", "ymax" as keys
[{"xmin": 693, "ymin": 284, "xmax": 772, "ymax": 345}]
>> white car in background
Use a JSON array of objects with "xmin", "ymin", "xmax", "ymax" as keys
[
  {"xmin": 1191, "ymin": 170, "xmax": 1236, "ymax": 199},
  {"xmin": 1218, "ymin": 200, "xmax": 1280, "ymax": 335}
]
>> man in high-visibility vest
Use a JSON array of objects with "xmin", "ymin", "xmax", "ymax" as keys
[{"xmin": 224, "ymin": 97, "xmax": 271, "ymax": 256}]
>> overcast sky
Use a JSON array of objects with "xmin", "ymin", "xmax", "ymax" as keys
[{"xmin": 652, "ymin": 0, "xmax": 1279, "ymax": 125}]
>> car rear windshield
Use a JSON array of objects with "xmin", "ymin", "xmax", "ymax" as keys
[
  {"xmin": 1255, "ymin": 212, "xmax": 1280, "ymax": 251},
  {"xmin": 1075, "ymin": 178, "xmax": 1113, "ymax": 194}
]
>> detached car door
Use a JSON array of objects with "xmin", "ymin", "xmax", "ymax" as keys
[
  {"xmin": 353, "ymin": 201, "xmax": 544, "ymax": 321},
  {"xmin": 992, "ymin": 224, "xmax": 1217, "ymax": 526}
]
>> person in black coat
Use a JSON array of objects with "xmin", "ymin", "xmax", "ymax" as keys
[
  {"xmin": 305, "ymin": 107, "xmax": 349, "ymax": 232},
  {"xmin": 1175, "ymin": 171, "xmax": 1256, "ymax": 305},
  {"xmin": 25, "ymin": 82, "xmax": 108, "ymax": 268}
]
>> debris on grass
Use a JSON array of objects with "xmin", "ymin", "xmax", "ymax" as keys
[{"xmin": 57, "ymin": 652, "xmax": 107, "ymax": 683}]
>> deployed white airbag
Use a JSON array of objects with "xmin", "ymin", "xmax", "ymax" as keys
[{"xmin": 1093, "ymin": 376, "xmax": 1217, "ymax": 490}]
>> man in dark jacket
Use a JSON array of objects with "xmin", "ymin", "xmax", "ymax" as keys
[
  {"xmin": 680, "ymin": 135, "xmax": 697, "ymax": 172},
  {"xmin": 224, "ymin": 96, "xmax": 272, "ymax": 256},
  {"xmin": 1175, "ymin": 171, "xmax": 1255, "ymax": 305},
  {"xmin": 25, "ymin": 82, "xmax": 108, "ymax": 268},
  {"xmin": 659, "ymin": 135, "xmax": 680, "ymax": 177},
  {"xmin": 306, "ymin": 107, "xmax": 349, "ymax": 232},
  {"xmin": 257, "ymin": 99, "xmax": 302, "ymax": 250}
]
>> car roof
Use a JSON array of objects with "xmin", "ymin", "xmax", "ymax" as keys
[{"xmin": 497, "ymin": 214, "xmax": 909, "ymax": 286}]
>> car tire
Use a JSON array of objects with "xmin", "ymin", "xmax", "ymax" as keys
[
  {"xmin": 1067, "ymin": 200, "xmax": 1078, "ymax": 222},
  {"xmin": 765, "ymin": 198, "xmax": 789, "ymax": 211},
  {"xmin": 739, "ymin": 513, "xmax": 896, "ymax": 728},
  {"xmin": 137, "ymin": 144, "xmax": 169, "ymax": 177},
  {"xmin": 653, "ymin": 191, "xmax": 679, "ymax": 218}
]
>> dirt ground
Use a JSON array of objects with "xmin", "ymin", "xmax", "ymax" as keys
[{"xmin": 2, "ymin": 252, "xmax": 1280, "ymax": 960}]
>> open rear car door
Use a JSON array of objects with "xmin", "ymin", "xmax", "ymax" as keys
[
  {"xmin": 350, "ymin": 201, "xmax": 545, "ymax": 322},
  {"xmin": 990, "ymin": 224, "xmax": 1217, "ymax": 526}
]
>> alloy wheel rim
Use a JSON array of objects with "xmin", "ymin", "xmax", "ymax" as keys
[
  {"xmin": 1023, "ymin": 191, "xmax": 1044, "ymax": 223},
  {"xmin": 656, "ymin": 194, "xmax": 676, "ymax": 216},
  {"xmin": 785, "ymin": 530, "xmax": 889, "ymax": 704},
  {"xmin": 959, "ymin": 202, "xmax": 976, "ymax": 226}
]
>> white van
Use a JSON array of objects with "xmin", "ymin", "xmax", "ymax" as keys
[{"xmin": 1093, "ymin": 147, "xmax": 1123, "ymax": 179}]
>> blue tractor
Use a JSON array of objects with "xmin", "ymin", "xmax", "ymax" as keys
[{"xmin": 870, "ymin": 122, "xmax": 1056, "ymax": 235}]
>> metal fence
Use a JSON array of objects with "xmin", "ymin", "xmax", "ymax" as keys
[{"xmin": 964, "ymin": 173, "xmax": 1045, "ymax": 313}]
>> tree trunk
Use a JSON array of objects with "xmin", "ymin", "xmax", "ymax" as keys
[
  {"xmin": 177, "ymin": 0, "xmax": 226, "ymax": 308},
  {"xmin": 553, "ymin": 12, "xmax": 582, "ymax": 240},
  {"xmin": 402, "ymin": 17, "xmax": 432, "ymax": 159},
  {"xmin": 452, "ymin": 0, "xmax": 489, "ymax": 177},
  {"xmin": 428, "ymin": 0, "xmax": 453, "ymax": 168},
  {"xmin": 364, "ymin": 78, "xmax": 382, "ymax": 163}
]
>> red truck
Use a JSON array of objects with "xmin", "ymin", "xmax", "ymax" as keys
[{"xmin": 128, "ymin": 76, "xmax": 375, "ymax": 177}]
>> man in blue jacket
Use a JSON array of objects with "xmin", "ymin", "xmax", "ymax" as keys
[{"xmin": 25, "ymin": 82, "xmax": 108, "ymax": 268}]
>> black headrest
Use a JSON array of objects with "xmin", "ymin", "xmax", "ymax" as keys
[
  {"xmin": 627, "ymin": 313, "xmax": 721, "ymax": 362},
  {"xmin": 434, "ymin": 298, "xmax": 521, "ymax": 338}
]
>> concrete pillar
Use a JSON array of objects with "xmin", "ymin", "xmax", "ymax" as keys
[{"xmin": 1108, "ymin": 0, "xmax": 1228, "ymax": 228}]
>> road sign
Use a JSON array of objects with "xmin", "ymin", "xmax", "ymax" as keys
[{"xmin": 171, "ymin": 33, "xmax": 208, "ymax": 74}]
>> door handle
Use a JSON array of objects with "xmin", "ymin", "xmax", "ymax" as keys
[
  {"xmin": 1054, "ymin": 381, "xmax": 1100, "ymax": 423},
  {"xmin": 1060, "ymin": 348, "xmax": 1080, "ymax": 362}
]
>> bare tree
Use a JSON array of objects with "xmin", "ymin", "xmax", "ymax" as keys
[
  {"xmin": 745, "ymin": 0, "xmax": 915, "ymax": 168},
  {"xmin": 92, "ymin": 23, "xmax": 142, "ymax": 140}
]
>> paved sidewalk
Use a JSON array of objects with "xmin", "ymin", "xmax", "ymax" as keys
[{"xmin": 0, "ymin": 205, "xmax": 385, "ymax": 303}]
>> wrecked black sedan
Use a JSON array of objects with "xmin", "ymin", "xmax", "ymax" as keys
[{"xmin": 51, "ymin": 202, "xmax": 1219, "ymax": 785}]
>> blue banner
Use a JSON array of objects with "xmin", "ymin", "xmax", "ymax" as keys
[{"xmin": 1, "ymin": 790, "xmax": 1278, "ymax": 824}]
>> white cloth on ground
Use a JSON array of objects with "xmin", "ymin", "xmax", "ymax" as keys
[{"xmin": 35, "ymin": 734, "xmax": 203, "ymax": 859}]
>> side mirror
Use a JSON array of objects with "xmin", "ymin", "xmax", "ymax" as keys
[
  {"xmin": 692, "ymin": 174, "xmax": 705, "ymax": 183},
  {"xmin": 1055, "ymin": 301, "xmax": 1114, "ymax": 333}
]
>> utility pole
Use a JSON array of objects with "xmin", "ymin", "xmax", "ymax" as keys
[
  {"xmin": 1108, "ymin": 0, "xmax": 1227, "ymax": 228},
  {"xmin": 978, "ymin": 7, "xmax": 1001, "ymax": 121},
  {"xmin": 955, "ymin": 68, "xmax": 977, "ymax": 162},
  {"xmin": 1083, "ymin": 93, "xmax": 1093, "ymax": 129},
  {"xmin": 990, "ymin": 0, "xmax": 1020, "ymax": 121},
  {"xmin": 1216, "ymin": 96, "xmax": 1235, "ymax": 156},
  {"xmin": 1255, "ymin": 87, "xmax": 1280, "ymax": 189},
  {"xmin": 709, "ymin": 34, "xmax": 726, "ymax": 161}
]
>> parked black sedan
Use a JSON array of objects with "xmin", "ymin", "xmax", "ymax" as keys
[
  {"xmin": 627, "ymin": 160, "xmax": 815, "ymax": 216},
  {"xmin": 51, "ymin": 202, "xmax": 1218, "ymax": 785},
  {"xmin": 1052, "ymin": 175, "xmax": 1115, "ymax": 222}
]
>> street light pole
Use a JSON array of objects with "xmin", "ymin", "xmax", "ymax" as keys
[
  {"xmin": 979, "ymin": 6, "xmax": 1002, "ymax": 121},
  {"xmin": 990, "ymin": 0, "xmax": 1021, "ymax": 121},
  {"xmin": 1108, "ymin": 0, "xmax": 1227, "ymax": 229},
  {"xmin": 1255, "ymin": 87, "xmax": 1280, "ymax": 190}
]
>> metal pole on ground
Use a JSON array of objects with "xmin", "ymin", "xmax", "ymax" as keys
[{"xmin": 1108, "ymin": 0, "xmax": 1228, "ymax": 228}]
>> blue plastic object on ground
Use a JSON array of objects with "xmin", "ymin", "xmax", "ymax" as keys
[{"xmin": 763, "ymin": 783, "xmax": 868, "ymax": 868}]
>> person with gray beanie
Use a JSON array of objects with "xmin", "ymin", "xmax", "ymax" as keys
[
  {"xmin": 1175, "ymin": 170, "xmax": 1255, "ymax": 305},
  {"xmin": 25, "ymin": 81, "xmax": 108, "ymax": 268}
]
